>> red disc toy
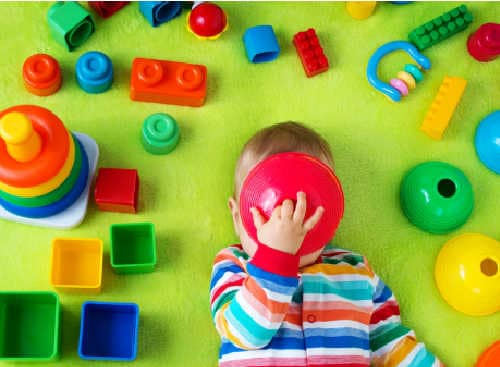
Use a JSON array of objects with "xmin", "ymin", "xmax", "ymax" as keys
[
  {"xmin": 187, "ymin": 2, "xmax": 228, "ymax": 39},
  {"xmin": 467, "ymin": 23, "xmax": 500, "ymax": 62},
  {"xmin": 240, "ymin": 152, "xmax": 344, "ymax": 256}
]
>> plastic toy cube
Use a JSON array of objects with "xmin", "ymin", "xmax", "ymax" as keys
[
  {"xmin": 0, "ymin": 292, "xmax": 60, "ymax": 361},
  {"xmin": 94, "ymin": 168, "xmax": 139, "ymax": 213},
  {"xmin": 139, "ymin": 1, "xmax": 182, "ymax": 27},
  {"xmin": 110, "ymin": 223, "xmax": 157, "ymax": 274},
  {"xmin": 130, "ymin": 57, "xmax": 207, "ymax": 107},
  {"xmin": 47, "ymin": 2, "xmax": 95, "ymax": 51},
  {"xmin": 293, "ymin": 28, "xmax": 329, "ymax": 77},
  {"xmin": 78, "ymin": 302, "xmax": 139, "ymax": 361},
  {"xmin": 89, "ymin": 1, "xmax": 129, "ymax": 19},
  {"xmin": 50, "ymin": 238, "xmax": 103, "ymax": 292}
]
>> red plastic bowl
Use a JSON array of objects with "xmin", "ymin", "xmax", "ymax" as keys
[
  {"xmin": 240, "ymin": 152, "xmax": 344, "ymax": 255},
  {"xmin": 188, "ymin": 2, "xmax": 227, "ymax": 38}
]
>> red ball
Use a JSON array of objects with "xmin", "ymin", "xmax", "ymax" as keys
[
  {"xmin": 239, "ymin": 152, "xmax": 344, "ymax": 256},
  {"xmin": 189, "ymin": 2, "xmax": 227, "ymax": 38}
]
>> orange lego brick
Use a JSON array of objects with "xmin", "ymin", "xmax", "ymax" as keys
[
  {"xmin": 130, "ymin": 57, "xmax": 207, "ymax": 107},
  {"xmin": 421, "ymin": 76, "xmax": 467, "ymax": 140}
]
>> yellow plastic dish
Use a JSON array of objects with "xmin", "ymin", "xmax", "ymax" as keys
[{"xmin": 435, "ymin": 233, "xmax": 500, "ymax": 316}]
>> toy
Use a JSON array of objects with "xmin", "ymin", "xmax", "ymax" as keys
[
  {"xmin": 293, "ymin": 28, "xmax": 329, "ymax": 78},
  {"xmin": 0, "ymin": 105, "xmax": 98, "ymax": 229},
  {"xmin": 75, "ymin": 51, "xmax": 113, "ymax": 94},
  {"xmin": 475, "ymin": 111, "xmax": 500, "ymax": 174},
  {"xmin": 110, "ymin": 222, "xmax": 157, "ymax": 273},
  {"xmin": 130, "ymin": 57, "xmax": 207, "ymax": 107},
  {"xmin": 0, "ymin": 292, "xmax": 60, "ymax": 361},
  {"xmin": 243, "ymin": 25, "xmax": 280, "ymax": 63},
  {"xmin": 408, "ymin": 4, "xmax": 473, "ymax": 51},
  {"xmin": 468, "ymin": 23, "xmax": 500, "ymax": 62},
  {"xmin": 89, "ymin": 1, "xmax": 129, "ymax": 18},
  {"xmin": 47, "ymin": 2, "xmax": 95, "ymax": 51},
  {"xmin": 239, "ymin": 152, "xmax": 344, "ymax": 256},
  {"xmin": 94, "ymin": 168, "xmax": 139, "ymax": 213},
  {"xmin": 345, "ymin": 2, "xmax": 376, "ymax": 20},
  {"xmin": 367, "ymin": 41, "xmax": 431, "ymax": 102},
  {"xmin": 400, "ymin": 161, "xmax": 473, "ymax": 234},
  {"xmin": 78, "ymin": 301, "xmax": 139, "ymax": 361},
  {"xmin": 435, "ymin": 233, "xmax": 500, "ymax": 316},
  {"xmin": 187, "ymin": 2, "xmax": 228, "ymax": 40},
  {"xmin": 139, "ymin": 1, "xmax": 182, "ymax": 27},
  {"xmin": 22, "ymin": 54, "xmax": 62, "ymax": 96},
  {"xmin": 476, "ymin": 341, "xmax": 500, "ymax": 367},
  {"xmin": 142, "ymin": 113, "xmax": 180, "ymax": 154},
  {"xmin": 50, "ymin": 238, "xmax": 103, "ymax": 292},
  {"xmin": 420, "ymin": 76, "xmax": 467, "ymax": 140}
]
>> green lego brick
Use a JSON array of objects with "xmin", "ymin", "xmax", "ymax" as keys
[
  {"xmin": 47, "ymin": 2, "xmax": 95, "ymax": 51},
  {"xmin": 408, "ymin": 4, "xmax": 473, "ymax": 51}
]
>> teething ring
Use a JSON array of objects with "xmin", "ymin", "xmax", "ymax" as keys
[
  {"xmin": 0, "ymin": 105, "xmax": 70, "ymax": 187},
  {"xmin": 367, "ymin": 41, "xmax": 431, "ymax": 102}
]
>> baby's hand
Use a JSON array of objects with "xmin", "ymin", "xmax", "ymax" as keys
[{"xmin": 250, "ymin": 191, "xmax": 324, "ymax": 255}]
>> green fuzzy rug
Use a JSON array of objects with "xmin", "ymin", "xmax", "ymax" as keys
[{"xmin": 0, "ymin": 2, "xmax": 499, "ymax": 366}]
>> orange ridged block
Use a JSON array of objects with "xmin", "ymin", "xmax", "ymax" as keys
[{"xmin": 421, "ymin": 76, "xmax": 467, "ymax": 140}]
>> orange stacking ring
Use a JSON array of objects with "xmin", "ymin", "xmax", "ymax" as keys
[
  {"xmin": 0, "ymin": 105, "xmax": 70, "ymax": 188},
  {"xmin": 23, "ymin": 54, "xmax": 62, "ymax": 96}
]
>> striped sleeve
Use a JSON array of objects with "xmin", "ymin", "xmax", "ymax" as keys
[
  {"xmin": 368, "ymin": 270, "xmax": 444, "ymax": 367},
  {"xmin": 210, "ymin": 244, "xmax": 299, "ymax": 350}
]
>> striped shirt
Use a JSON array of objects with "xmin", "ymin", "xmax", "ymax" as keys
[{"xmin": 210, "ymin": 244, "xmax": 443, "ymax": 367}]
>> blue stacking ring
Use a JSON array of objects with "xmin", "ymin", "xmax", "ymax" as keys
[
  {"xmin": 76, "ymin": 51, "xmax": 113, "ymax": 93},
  {"xmin": 243, "ymin": 25, "xmax": 280, "ymax": 63},
  {"xmin": 0, "ymin": 137, "xmax": 89, "ymax": 218},
  {"xmin": 404, "ymin": 64, "xmax": 423, "ymax": 82}
]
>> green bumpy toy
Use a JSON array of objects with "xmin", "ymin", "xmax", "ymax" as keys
[
  {"xmin": 141, "ymin": 113, "xmax": 180, "ymax": 155},
  {"xmin": 400, "ymin": 161, "xmax": 474, "ymax": 234}
]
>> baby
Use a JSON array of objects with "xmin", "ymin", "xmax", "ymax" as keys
[{"xmin": 210, "ymin": 122, "xmax": 443, "ymax": 367}]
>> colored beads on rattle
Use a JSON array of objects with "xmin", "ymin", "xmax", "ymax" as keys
[
  {"xmin": 388, "ymin": 64, "xmax": 425, "ymax": 100},
  {"xmin": 0, "ymin": 112, "xmax": 42, "ymax": 163}
]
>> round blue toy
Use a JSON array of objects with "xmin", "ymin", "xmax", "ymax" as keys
[
  {"xmin": 76, "ymin": 51, "xmax": 113, "ymax": 93},
  {"xmin": 475, "ymin": 110, "xmax": 500, "ymax": 174},
  {"xmin": 367, "ymin": 40, "xmax": 431, "ymax": 102},
  {"xmin": 243, "ymin": 25, "xmax": 280, "ymax": 63}
]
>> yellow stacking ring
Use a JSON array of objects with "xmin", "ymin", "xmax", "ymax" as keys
[
  {"xmin": 397, "ymin": 71, "xmax": 416, "ymax": 90},
  {"xmin": 0, "ymin": 134, "xmax": 75, "ymax": 197}
]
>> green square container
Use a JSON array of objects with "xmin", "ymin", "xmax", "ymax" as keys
[
  {"xmin": 0, "ymin": 292, "xmax": 60, "ymax": 361},
  {"xmin": 110, "ymin": 223, "xmax": 157, "ymax": 274}
]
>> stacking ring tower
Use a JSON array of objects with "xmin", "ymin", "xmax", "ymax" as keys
[{"xmin": 0, "ymin": 105, "xmax": 98, "ymax": 229}]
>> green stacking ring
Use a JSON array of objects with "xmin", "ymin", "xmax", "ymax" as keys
[
  {"xmin": 404, "ymin": 64, "xmax": 423, "ymax": 82},
  {"xmin": 400, "ymin": 161, "xmax": 474, "ymax": 234},
  {"xmin": 141, "ymin": 113, "xmax": 180, "ymax": 155},
  {"xmin": 0, "ymin": 134, "xmax": 83, "ymax": 208}
]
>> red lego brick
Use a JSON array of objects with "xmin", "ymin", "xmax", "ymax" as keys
[
  {"xmin": 130, "ymin": 57, "xmax": 207, "ymax": 107},
  {"xmin": 293, "ymin": 28, "xmax": 329, "ymax": 78},
  {"xmin": 89, "ymin": 1, "xmax": 129, "ymax": 19},
  {"xmin": 94, "ymin": 168, "xmax": 139, "ymax": 214}
]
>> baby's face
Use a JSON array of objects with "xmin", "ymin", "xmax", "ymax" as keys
[{"xmin": 228, "ymin": 152, "xmax": 332, "ymax": 268}]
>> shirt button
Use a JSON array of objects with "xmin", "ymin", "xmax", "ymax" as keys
[{"xmin": 307, "ymin": 314, "xmax": 316, "ymax": 323}]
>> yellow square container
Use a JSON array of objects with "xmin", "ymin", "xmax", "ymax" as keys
[{"xmin": 50, "ymin": 238, "xmax": 103, "ymax": 293}]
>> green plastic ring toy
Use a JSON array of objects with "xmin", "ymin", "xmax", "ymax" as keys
[{"xmin": 141, "ymin": 113, "xmax": 180, "ymax": 155}]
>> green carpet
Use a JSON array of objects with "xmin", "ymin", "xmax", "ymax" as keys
[{"xmin": 0, "ymin": 2, "xmax": 499, "ymax": 366}]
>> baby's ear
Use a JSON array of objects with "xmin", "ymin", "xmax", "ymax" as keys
[{"xmin": 228, "ymin": 197, "xmax": 241, "ymax": 235}]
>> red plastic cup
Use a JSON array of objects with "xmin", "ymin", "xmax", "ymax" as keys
[{"xmin": 467, "ymin": 23, "xmax": 500, "ymax": 62}]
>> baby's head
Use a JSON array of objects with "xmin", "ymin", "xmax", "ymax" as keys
[{"xmin": 228, "ymin": 121, "xmax": 334, "ymax": 267}]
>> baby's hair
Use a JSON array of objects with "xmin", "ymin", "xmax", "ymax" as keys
[{"xmin": 234, "ymin": 121, "xmax": 334, "ymax": 197}]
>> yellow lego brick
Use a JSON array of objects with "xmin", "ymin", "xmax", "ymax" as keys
[{"xmin": 421, "ymin": 76, "xmax": 467, "ymax": 140}]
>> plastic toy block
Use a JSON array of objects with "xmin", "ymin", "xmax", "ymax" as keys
[
  {"xmin": 243, "ymin": 25, "xmax": 280, "ymax": 63},
  {"xmin": 468, "ymin": 23, "xmax": 500, "ymax": 62},
  {"xmin": 47, "ymin": 2, "xmax": 95, "ymax": 51},
  {"xmin": 76, "ymin": 51, "xmax": 114, "ymax": 93},
  {"xmin": 408, "ymin": 4, "xmax": 473, "ymax": 51},
  {"xmin": 0, "ymin": 292, "xmax": 60, "ymax": 361},
  {"xmin": 88, "ymin": 1, "xmax": 129, "ymax": 19},
  {"xmin": 110, "ymin": 223, "xmax": 157, "ymax": 274},
  {"xmin": 142, "ymin": 113, "xmax": 180, "ymax": 154},
  {"xmin": 421, "ymin": 76, "xmax": 467, "ymax": 140},
  {"xmin": 345, "ymin": 2, "xmax": 376, "ymax": 20},
  {"xmin": 78, "ymin": 302, "xmax": 139, "ymax": 361},
  {"xmin": 140, "ymin": 1, "xmax": 182, "ymax": 27},
  {"xmin": 130, "ymin": 57, "xmax": 207, "ymax": 107},
  {"xmin": 293, "ymin": 28, "xmax": 329, "ymax": 78},
  {"xmin": 94, "ymin": 168, "xmax": 139, "ymax": 213},
  {"xmin": 50, "ymin": 238, "xmax": 103, "ymax": 292},
  {"xmin": 22, "ymin": 54, "xmax": 62, "ymax": 96}
]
